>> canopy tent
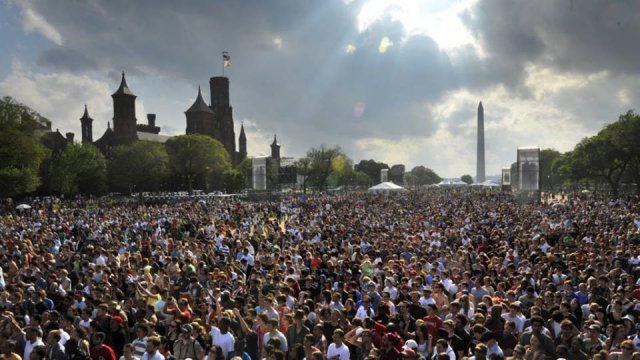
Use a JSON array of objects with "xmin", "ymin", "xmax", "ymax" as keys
[
  {"xmin": 437, "ymin": 180, "xmax": 469, "ymax": 187},
  {"xmin": 16, "ymin": 204, "xmax": 31, "ymax": 211},
  {"xmin": 368, "ymin": 182, "xmax": 406, "ymax": 193},
  {"xmin": 473, "ymin": 180, "xmax": 500, "ymax": 187}
]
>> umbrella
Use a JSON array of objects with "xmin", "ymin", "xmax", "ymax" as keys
[{"xmin": 16, "ymin": 204, "xmax": 31, "ymax": 211}]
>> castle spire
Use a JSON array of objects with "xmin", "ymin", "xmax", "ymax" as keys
[
  {"xmin": 186, "ymin": 86, "xmax": 214, "ymax": 113},
  {"xmin": 112, "ymin": 71, "xmax": 135, "ymax": 97}
]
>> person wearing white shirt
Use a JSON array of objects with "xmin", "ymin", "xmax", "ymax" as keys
[
  {"xmin": 142, "ymin": 337, "xmax": 165, "ymax": 360},
  {"xmin": 210, "ymin": 318, "xmax": 235, "ymax": 359},
  {"xmin": 23, "ymin": 327, "xmax": 45, "ymax": 360},
  {"xmin": 327, "ymin": 329, "xmax": 350, "ymax": 360}
]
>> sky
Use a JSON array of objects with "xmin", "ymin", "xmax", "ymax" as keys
[{"xmin": 1, "ymin": 0, "xmax": 639, "ymax": 178}]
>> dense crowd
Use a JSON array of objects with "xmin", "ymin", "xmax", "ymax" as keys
[{"xmin": 1, "ymin": 189, "xmax": 640, "ymax": 360}]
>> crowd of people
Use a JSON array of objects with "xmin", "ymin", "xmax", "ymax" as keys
[{"xmin": 0, "ymin": 189, "xmax": 640, "ymax": 360}]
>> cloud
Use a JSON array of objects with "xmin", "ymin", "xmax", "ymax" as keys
[
  {"xmin": 3, "ymin": 0, "xmax": 640, "ymax": 177},
  {"xmin": 20, "ymin": 7, "xmax": 63, "ymax": 45},
  {"xmin": 0, "ymin": 61, "xmax": 147, "ymax": 143}
]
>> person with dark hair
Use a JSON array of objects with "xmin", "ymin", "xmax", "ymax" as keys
[
  {"xmin": 106, "ymin": 316, "xmax": 129, "ymax": 359},
  {"xmin": 1, "ymin": 339, "xmax": 22, "ymax": 360},
  {"xmin": 30, "ymin": 345, "xmax": 47, "ymax": 360},
  {"xmin": 90, "ymin": 332, "xmax": 116, "ymax": 360},
  {"xmin": 46, "ymin": 330, "xmax": 68, "ymax": 360},
  {"xmin": 518, "ymin": 316, "xmax": 554, "ymax": 358}
]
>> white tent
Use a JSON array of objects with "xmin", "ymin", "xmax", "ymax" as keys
[
  {"xmin": 368, "ymin": 182, "xmax": 406, "ymax": 193},
  {"xmin": 437, "ymin": 180, "xmax": 469, "ymax": 187},
  {"xmin": 474, "ymin": 180, "xmax": 500, "ymax": 187}
]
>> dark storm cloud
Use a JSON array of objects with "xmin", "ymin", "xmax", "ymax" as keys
[
  {"xmin": 36, "ymin": 47, "xmax": 98, "ymax": 71},
  {"xmin": 25, "ymin": 0, "xmax": 481, "ymax": 156},
  {"xmin": 464, "ymin": 0, "xmax": 640, "ymax": 79}
]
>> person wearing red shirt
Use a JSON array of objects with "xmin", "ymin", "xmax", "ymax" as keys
[
  {"xmin": 423, "ymin": 304, "xmax": 442, "ymax": 339},
  {"xmin": 90, "ymin": 332, "xmax": 116, "ymax": 360}
]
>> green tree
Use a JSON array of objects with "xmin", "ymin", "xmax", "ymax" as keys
[
  {"xmin": 223, "ymin": 169, "xmax": 245, "ymax": 193},
  {"xmin": 236, "ymin": 157, "xmax": 252, "ymax": 189},
  {"xmin": 49, "ymin": 144, "xmax": 107, "ymax": 195},
  {"xmin": 165, "ymin": 134, "xmax": 231, "ymax": 193},
  {"xmin": 607, "ymin": 111, "xmax": 640, "ymax": 194},
  {"xmin": 389, "ymin": 164, "xmax": 405, "ymax": 184},
  {"xmin": 410, "ymin": 166, "xmax": 441, "ymax": 185},
  {"xmin": 571, "ymin": 134, "xmax": 627, "ymax": 196},
  {"xmin": 108, "ymin": 140, "xmax": 169, "ymax": 193},
  {"xmin": 0, "ymin": 97, "xmax": 50, "ymax": 198},
  {"xmin": 460, "ymin": 174, "xmax": 473, "ymax": 184},
  {"xmin": 540, "ymin": 148, "xmax": 562, "ymax": 191},
  {"xmin": 354, "ymin": 159, "xmax": 389, "ymax": 184},
  {"xmin": 295, "ymin": 157, "xmax": 312, "ymax": 193},
  {"xmin": 305, "ymin": 145, "xmax": 346, "ymax": 191}
]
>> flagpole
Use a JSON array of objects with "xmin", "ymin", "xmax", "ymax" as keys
[{"xmin": 222, "ymin": 52, "xmax": 225, "ymax": 76}]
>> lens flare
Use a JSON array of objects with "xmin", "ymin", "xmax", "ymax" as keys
[
  {"xmin": 353, "ymin": 101, "xmax": 366, "ymax": 117},
  {"xmin": 378, "ymin": 36, "xmax": 393, "ymax": 53}
]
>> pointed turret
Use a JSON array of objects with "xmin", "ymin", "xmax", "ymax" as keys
[
  {"xmin": 185, "ymin": 86, "xmax": 214, "ymax": 135},
  {"xmin": 112, "ymin": 71, "xmax": 136, "ymax": 97},
  {"xmin": 80, "ymin": 104, "xmax": 93, "ymax": 144},
  {"xmin": 186, "ymin": 86, "xmax": 214, "ymax": 113},
  {"xmin": 238, "ymin": 122, "xmax": 247, "ymax": 162},
  {"xmin": 270, "ymin": 134, "xmax": 280, "ymax": 159},
  {"xmin": 111, "ymin": 71, "xmax": 137, "ymax": 142}
]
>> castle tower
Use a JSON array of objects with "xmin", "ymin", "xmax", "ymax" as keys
[
  {"xmin": 80, "ymin": 104, "xmax": 93, "ymax": 144},
  {"xmin": 477, "ymin": 101, "xmax": 486, "ymax": 183},
  {"xmin": 271, "ymin": 134, "xmax": 280, "ymax": 159},
  {"xmin": 185, "ymin": 86, "xmax": 214, "ymax": 135},
  {"xmin": 238, "ymin": 122, "xmax": 247, "ymax": 162},
  {"xmin": 209, "ymin": 76, "xmax": 236, "ymax": 157},
  {"xmin": 111, "ymin": 72, "xmax": 138, "ymax": 143}
]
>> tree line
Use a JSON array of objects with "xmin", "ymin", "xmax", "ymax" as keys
[
  {"xmin": 508, "ymin": 111, "xmax": 640, "ymax": 196},
  {"xmin": 0, "ymin": 97, "xmax": 242, "ymax": 198}
]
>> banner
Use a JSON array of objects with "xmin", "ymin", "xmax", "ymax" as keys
[
  {"xmin": 502, "ymin": 167, "xmax": 511, "ymax": 186},
  {"xmin": 517, "ymin": 147, "xmax": 540, "ymax": 191},
  {"xmin": 252, "ymin": 156, "xmax": 267, "ymax": 190},
  {"xmin": 380, "ymin": 169, "xmax": 389, "ymax": 183}
]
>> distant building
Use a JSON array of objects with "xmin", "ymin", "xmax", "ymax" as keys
[{"xmin": 78, "ymin": 72, "xmax": 257, "ymax": 164}]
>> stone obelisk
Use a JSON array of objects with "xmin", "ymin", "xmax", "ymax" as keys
[{"xmin": 477, "ymin": 101, "xmax": 485, "ymax": 183}]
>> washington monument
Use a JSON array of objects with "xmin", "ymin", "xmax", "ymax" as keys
[{"xmin": 477, "ymin": 101, "xmax": 485, "ymax": 183}]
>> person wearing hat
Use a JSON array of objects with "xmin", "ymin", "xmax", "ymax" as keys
[
  {"xmin": 173, "ymin": 324, "xmax": 204, "ymax": 360},
  {"xmin": 286, "ymin": 310, "xmax": 310, "ymax": 360},
  {"xmin": 106, "ymin": 316, "xmax": 129, "ymax": 359}
]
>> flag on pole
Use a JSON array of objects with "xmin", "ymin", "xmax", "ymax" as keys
[{"xmin": 223, "ymin": 51, "xmax": 231, "ymax": 67}]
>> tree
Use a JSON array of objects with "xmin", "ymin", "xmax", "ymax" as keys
[
  {"xmin": 410, "ymin": 166, "xmax": 441, "ymax": 185},
  {"xmin": 48, "ymin": 144, "xmax": 107, "ymax": 195},
  {"xmin": 571, "ymin": 134, "xmax": 627, "ymax": 196},
  {"xmin": 295, "ymin": 157, "xmax": 312, "ymax": 193},
  {"xmin": 223, "ymin": 169, "xmax": 245, "ymax": 193},
  {"xmin": 236, "ymin": 157, "xmax": 253, "ymax": 189},
  {"xmin": 304, "ymin": 145, "xmax": 346, "ymax": 191},
  {"xmin": 165, "ymin": 134, "xmax": 231, "ymax": 193},
  {"xmin": 460, "ymin": 174, "xmax": 473, "ymax": 184},
  {"xmin": 0, "ymin": 97, "xmax": 50, "ymax": 198},
  {"xmin": 540, "ymin": 149, "xmax": 562, "ymax": 191},
  {"xmin": 354, "ymin": 159, "xmax": 389, "ymax": 184},
  {"xmin": 607, "ymin": 111, "xmax": 640, "ymax": 194},
  {"xmin": 389, "ymin": 164, "xmax": 405, "ymax": 184},
  {"xmin": 108, "ymin": 140, "xmax": 169, "ymax": 193},
  {"xmin": 0, "ymin": 96, "xmax": 51, "ymax": 135}
]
